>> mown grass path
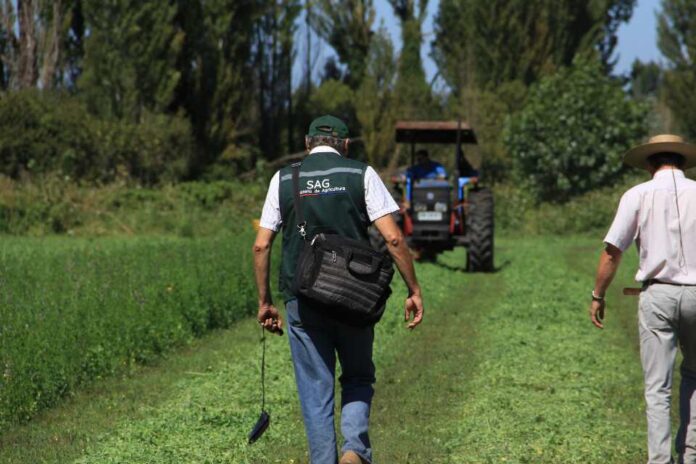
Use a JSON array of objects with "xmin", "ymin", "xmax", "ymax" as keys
[{"xmin": 1, "ymin": 237, "xmax": 661, "ymax": 463}]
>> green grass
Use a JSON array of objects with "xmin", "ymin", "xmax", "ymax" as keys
[
  {"xmin": 0, "ymin": 177, "xmax": 268, "ymax": 236},
  {"xmin": 0, "ymin": 232, "xmax": 259, "ymax": 431},
  {"xmin": 0, "ymin": 322, "xmax": 277, "ymax": 464},
  {"xmin": 0, "ymin": 236, "xmax": 663, "ymax": 462},
  {"xmin": 436, "ymin": 239, "xmax": 646, "ymax": 463}
]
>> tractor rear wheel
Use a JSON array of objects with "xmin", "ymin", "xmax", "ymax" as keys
[{"xmin": 466, "ymin": 188, "xmax": 494, "ymax": 272}]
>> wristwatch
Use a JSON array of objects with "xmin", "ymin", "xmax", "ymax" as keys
[{"xmin": 591, "ymin": 290, "xmax": 605, "ymax": 302}]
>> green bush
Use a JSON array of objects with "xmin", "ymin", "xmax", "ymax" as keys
[
  {"xmin": 0, "ymin": 234, "xmax": 259, "ymax": 430},
  {"xmin": 0, "ymin": 176, "xmax": 268, "ymax": 236},
  {"xmin": 309, "ymin": 79, "xmax": 358, "ymax": 130},
  {"xmin": 0, "ymin": 90, "xmax": 194, "ymax": 184},
  {"xmin": 0, "ymin": 90, "xmax": 98, "ymax": 179},
  {"xmin": 495, "ymin": 172, "xmax": 647, "ymax": 235},
  {"xmin": 504, "ymin": 58, "xmax": 648, "ymax": 202}
]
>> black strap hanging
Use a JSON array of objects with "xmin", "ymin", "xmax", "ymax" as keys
[
  {"xmin": 260, "ymin": 325, "xmax": 266, "ymax": 411},
  {"xmin": 248, "ymin": 325, "xmax": 270, "ymax": 443},
  {"xmin": 291, "ymin": 163, "xmax": 307, "ymax": 240}
]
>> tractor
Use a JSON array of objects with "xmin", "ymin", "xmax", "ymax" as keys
[{"xmin": 370, "ymin": 120, "xmax": 494, "ymax": 272}]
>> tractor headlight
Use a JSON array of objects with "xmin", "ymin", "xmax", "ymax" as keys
[{"xmin": 434, "ymin": 202, "xmax": 447, "ymax": 212}]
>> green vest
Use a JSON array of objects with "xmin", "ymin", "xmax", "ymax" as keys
[{"xmin": 278, "ymin": 151, "xmax": 370, "ymax": 301}]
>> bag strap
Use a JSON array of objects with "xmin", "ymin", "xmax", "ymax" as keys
[{"xmin": 291, "ymin": 163, "xmax": 307, "ymax": 240}]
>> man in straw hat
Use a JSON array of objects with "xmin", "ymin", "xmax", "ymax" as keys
[{"xmin": 590, "ymin": 134, "xmax": 696, "ymax": 463}]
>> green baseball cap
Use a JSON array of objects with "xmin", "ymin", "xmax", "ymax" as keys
[{"xmin": 308, "ymin": 115, "xmax": 349, "ymax": 138}]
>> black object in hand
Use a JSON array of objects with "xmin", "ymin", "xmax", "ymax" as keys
[{"xmin": 248, "ymin": 411, "xmax": 270, "ymax": 444}]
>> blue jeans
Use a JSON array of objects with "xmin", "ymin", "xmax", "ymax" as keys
[{"xmin": 286, "ymin": 298, "xmax": 375, "ymax": 464}]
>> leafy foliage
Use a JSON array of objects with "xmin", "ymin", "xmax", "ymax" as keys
[
  {"xmin": 0, "ymin": 90, "xmax": 194, "ymax": 184},
  {"xmin": 309, "ymin": 79, "xmax": 357, "ymax": 131},
  {"xmin": 0, "ymin": 174, "xmax": 267, "ymax": 236},
  {"xmin": 356, "ymin": 28, "xmax": 397, "ymax": 167},
  {"xmin": 311, "ymin": 0, "xmax": 375, "ymax": 89},
  {"xmin": 658, "ymin": 0, "xmax": 696, "ymax": 139},
  {"xmin": 0, "ymin": 0, "xmax": 77, "ymax": 90},
  {"xmin": 0, "ymin": 1, "xmax": 299, "ymax": 173},
  {"xmin": 493, "ymin": 173, "xmax": 647, "ymax": 235},
  {"xmin": 630, "ymin": 60, "xmax": 664, "ymax": 99},
  {"xmin": 433, "ymin": 0, "xmax": 637, "ymax": 183},
  {"xmin": 253, "ymin": 1, "xmax": 302, "ymax": 158},
  {"xmin": 628, "ymin": 60, "xmax": 672, "ymax": 134},
  {"xmin": 174, "ymin": 0, "xmax": 261, "ymax": 171},
  {"xmin": 505, "ymin": 59, "xmax": 648, "ymax": 202},
  {"xmin": 79, "ymin": 0, "xmax": 183, "ymax": 120},
  {"xmin": 389, "ymin": 0, "xmax": 434, "ymax": 119},
  {"xmin": 446, "ymin": 80, "xmax": 527, "ymax": 182},
  {"xmin": 0, "ymin": 234, "xmax": 259, "ymax": 430},
  {"xmin": 433, "ymin": 0, "xmax": 636, "ymax": 92},
  {"xmin": 0, "ymin": 90, "xmax": 96, "ymax": 179}
]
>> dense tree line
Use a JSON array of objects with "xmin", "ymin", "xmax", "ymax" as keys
[
  {"xmin": 0, "ymin": 0, "xmax": 693, "ymax": 201},
  {"xmin": 0, "ymin": 0, "xmax": 299, "ymax": 182}
]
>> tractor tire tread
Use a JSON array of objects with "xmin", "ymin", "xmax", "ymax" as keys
[{"xmin": 466, "ymin": 188, "xmax": 495, "ymax": 272}]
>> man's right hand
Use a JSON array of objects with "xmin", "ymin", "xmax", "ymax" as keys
[
  {"xmin": 373, "ymin": 214, "xmax": 424, "ymax": 330},
  {"xmin": 257, "ymin": 303, "xmax": 284, "ymax": 335},
  {"xmin": 405, "ymin": 293, "xmax": 424, "ymax": 329}
]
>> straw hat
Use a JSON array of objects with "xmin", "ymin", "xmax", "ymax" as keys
[{"xmin": 624, "ymin": 134, "xmax": 696, "ymax": 170}]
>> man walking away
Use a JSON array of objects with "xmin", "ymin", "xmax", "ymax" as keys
[
  {"xmin": 589, "ymin": 134, "xmax": 696, "ymax": 464},
  {"xmin": 253, "ymin": 115, "xmax": 424, "ymax": 464}
]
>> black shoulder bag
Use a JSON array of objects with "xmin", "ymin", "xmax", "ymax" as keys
[{"xmin": 290, "ymin": 164, "xmax": 394, "ymax": 326}]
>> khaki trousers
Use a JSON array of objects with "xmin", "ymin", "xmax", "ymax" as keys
[{"xmin": 639, "ymin": 284, "xmax": 696, "ymax": 464}]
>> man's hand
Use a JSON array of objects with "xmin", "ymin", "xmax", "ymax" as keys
[
  {"xmin": 253, "ymin": 227, "xmax": 281, "ymax": 335},
  {"xmin": 589, "ymin": 299, "xmax": 606, "ymax": 329},
  {"xmin": 373, "ymin": 213, "xmax": 424, "ymax": 330},
  {"xmin": 258, "ymin": 303, "xmax": 283, "ymax": 335},
  {"xmin": 589, "ymin": 244, "xmax": 621, "ymax": 330},
  {"xmin": 405, "ymin": 294, "xmax": 424, "ymax": 329}
]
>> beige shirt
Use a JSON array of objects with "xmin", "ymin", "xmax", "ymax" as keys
[{"xmin": 604, "ymin": 169, "xmax": 696, "ymax": 284}]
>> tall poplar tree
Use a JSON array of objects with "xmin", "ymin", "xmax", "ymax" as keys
[
  {"xmin": 311, "ymin": 0, "xmax": 375, "ymax": 89},
  {"xmin": 61, "ymin": 0, "xmax": 85, "ymax": 89},
  {"xmin": 172, "ymin": 0, "xmax": 262, "ymax": 172},
  {"xmin": 0, "ymin": 0, "xmax": 75, "ymax": 90},
  {"xmin": 78, "ymin": 0, "xmax": 183, "ymax": 120},
  {"xmin": 356, "ymin": 27, "xmax": 397, "ymax": 167},
  {"xmin": 433, "ymin": 0, "xmax": 635, "ymax": 181},
  {"xmin": 253, "ymin": 0, "xmax": 301, "ymax": 159},
  {"xmin": 389, "ymin": 0, "xmax": 432, "ymax": 119},
  {"xmin": 433, "ymin": 0, "xmax": 636, "ymax": 94},
  {"xmin": 658, "ymin": 0, "xmax": 696, "ymax": 139}
]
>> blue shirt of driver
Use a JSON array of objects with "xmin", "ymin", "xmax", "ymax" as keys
[{"xmin": 407, "ymin": 161, "xmax": 447, "ymax": 180}]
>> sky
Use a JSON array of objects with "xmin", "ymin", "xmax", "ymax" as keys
[
  {"xmin": 613, "ymin": 0, "xmax": 663, "ymax": 74},
  {"xmin": 296, "ymin": 0, "xmax": 664, "ymax": 87}
]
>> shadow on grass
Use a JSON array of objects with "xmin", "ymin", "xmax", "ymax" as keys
[{"xmin": 432, "ymin": 258, "xmax": 512, "ymax": 274}]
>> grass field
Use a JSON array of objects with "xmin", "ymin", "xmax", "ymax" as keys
[
  {"xmin": 0, "ymin": 236, "xmax": 668, "ymax": 463},
  {"xmin": 0, "ymin": 233, "xmax": 259, "ymax": 430}
]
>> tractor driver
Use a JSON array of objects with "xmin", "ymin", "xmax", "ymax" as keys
[{"xmin": 407, "ymin": 149, "xmax": 447, "ymax": 181}]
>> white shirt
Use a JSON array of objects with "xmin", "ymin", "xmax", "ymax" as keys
[
  {"xmin": 604, "ymin": 169, "xmax": 696, "ymax": 284},
  {"xmin": 259, "ymin": 146, "xmax": 399, "ymax": 232}
]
